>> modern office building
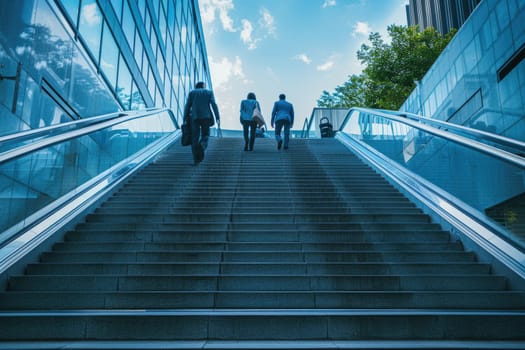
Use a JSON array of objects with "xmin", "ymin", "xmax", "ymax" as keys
[
  {"xmin": 406, "ymin": 0, "xmax": 482, "ymax": 34},
  {"xmin": 401, "ymin": 0, "xmax": 525, "ymax": 142},
  {"xmin": 0, "ymin": 0, "xmax": 210, "ymax": 135}
]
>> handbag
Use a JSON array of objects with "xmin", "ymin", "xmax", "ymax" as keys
[
  {"xmin": 181, "ymin": 122, "xmax": 191, "ymax": 146},
  {"xmin": 252, "ymin": 103, "xmax": 265, "ymax": 127}
]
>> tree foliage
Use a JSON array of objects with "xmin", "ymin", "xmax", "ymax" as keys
[{"xmin": 317, "ymin": 25, "xmax": 456, "ymax": 110}]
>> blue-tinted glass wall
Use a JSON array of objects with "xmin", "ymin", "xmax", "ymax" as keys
[
  {"xmin": 401, "ymin": 0, "xmax": 525, "ymax": 143},
  {"xmin": 0, "ymin": 0, "xmax": 211, "ymax": 136}
]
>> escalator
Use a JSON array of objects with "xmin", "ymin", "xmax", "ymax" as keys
[{"xmin": 0, "ymin": 108, "xmax": 524, "ymax": 348}]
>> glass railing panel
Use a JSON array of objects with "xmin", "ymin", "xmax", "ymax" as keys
[
  {"xmin": 0, "ymin": 110, "xmax": 177, "ymax": 236},
  {"xmin": 341, "ymin": 109, "xmax": 525, "ymax": 249},
  {"xmin": 0, "ymin": 113, "xmax": 127, "ymax": 154}
]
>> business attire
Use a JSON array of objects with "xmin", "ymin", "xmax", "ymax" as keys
[
  {"xmin": 240, "ymin": 98, "xmax": 260, "ymax": 151},
  {"xmin": 271, "ymin": 98, "xmax": 294, "ymax": 150},
  {"xmin": 183, "ymin": 87, "xmax": 220, "ymax": 164}
]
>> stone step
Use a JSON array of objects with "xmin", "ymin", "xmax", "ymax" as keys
[
  {"xmin": 52, "ymin": 241, "xmax": 465, "ymax": 252},
  {"xmin": 25, "ymin": 262, "xmax": 492, "ymax": 275},
  {"xmin": 8, "ymin": 274, "xmax": 507, "ymax": 292},
  {"xmin": 74, "ymin": 221, "xmax": 443, "ymax": 231},
  {"xmin": 83, "ymin": 213, "xmax": 431, "ymax": 224},
  {"xmin": 0, "ymin": 310, "xmax": 524, "ymax": 341},
  {"xmin": 65, "ymin": 228, "xmax": 452, "ymax": 243},
  {"xmin": 38, "ymin": 251, "xmax": 476, "ymax": 263},
  {"xmin": 1, "ymin": 291, "xmax": 524, "ymax": 309},
  {"xmin": 94, "ymin": 207, "xmax": 422, "ymax": 215}
]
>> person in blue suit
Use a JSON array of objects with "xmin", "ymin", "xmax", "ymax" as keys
[
  {"xmin": 271, "ymin": 93, "xmax": 294, "ymax": 150},
  {"xmin": 239, "ymin": 92, "xmax": 261, "ymax": 151},
  {"xmin": 183, "ymin": 82, "xmax": 220, "ymax": 165}
]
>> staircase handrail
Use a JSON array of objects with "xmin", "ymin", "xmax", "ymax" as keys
[
  {"xmin": 300, "ymin": 117, "xmax": 309, "ymax": 138},
  {"xmin": 378, "ymin": 109, "xmax": 525, "ymax": 155},
  {"xmin": 0, "ymin": 108, "xmax": 180, "ymax": 275},
  {"xmin": 0, "ymin": 108, "xmax": 178, "ymax": 164},
  {"xmin": 339, "ymin": 107, "xmax": 525, "ymax": 170},
  {"xmin": 338, "ymin": 107, "xmax": 525, "ymax": 281}
]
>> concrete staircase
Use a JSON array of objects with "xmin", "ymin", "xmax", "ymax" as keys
[{"xmin": 0, "ymin": 137, "xmax": 524, "ymax": 347}]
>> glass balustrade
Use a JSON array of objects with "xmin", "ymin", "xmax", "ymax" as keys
[
  {"xmin": 0, "ymin": 110, "xmax": 176, "ymax": 236},
  {"xmin": 341, "ymin": 109, "xmax": 525, "ymax": 250}
]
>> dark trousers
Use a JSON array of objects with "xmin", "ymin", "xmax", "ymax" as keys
[
  {"xmin": 191, "ymin": 118, "xmax": 210, "ymax": 163},
  {"xmin": 241, "ymin": 119, "xmax": 257, "ymax": 150},
  {"xmin": 275, "ymin": 120, "xmax": 291, "ymax": 148}
]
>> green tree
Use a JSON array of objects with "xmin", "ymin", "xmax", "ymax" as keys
[
  {"xmin": 318, "ymin": 25, "xmax": 456, "ymax": 110},
  {"xmin": 318, "ymin": 74, "xmax": 366, "ymax": 108}
]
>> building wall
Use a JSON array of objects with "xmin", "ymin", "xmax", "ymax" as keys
[
  {"xmin": 401, "ymin": 0, "xmax": 525, "ymax": 142},
  {"xmin": 0, "ymin": 0, "xmax": 210, "ymax": 136},
  {"xmin": 406, "ymin": 0, "xmax": 482, "ymax": 34}
]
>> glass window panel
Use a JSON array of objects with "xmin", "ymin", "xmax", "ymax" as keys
[
  {"xmin": 148, "ymin": 67, "xmax": 155, "ymax": 100},
  {"xmin": 131, "ymin": 81, "xmax": 146, "ymax": 110},
  {"xmin": 111, "ymin": 0, "xmax": 123, "ymax": 22},
  {"xmin": 167, "ymin": 0, "xmax": 175, "ymax": 38},
  {"xmin": 117, "ymin": 56, "xmax": 132, "ymax": 109},
  {"xmin": 159, "ymin": 3, "xmax": 167, "ymax": 45},
  {"xmin": 134, "ymin": 30, "xmax": 144, "ymax": 72},
  {"xmin": 71, "ymin": 52, "xmax": 119, "ymax": 116},
  {"xmin": 156, "ymin": 46, "xmax": 165, "ymax": 83},
  {"xmin": 152, "ymin": 0, "xmax": 160, "ymax": 19},
  {"xmin": 34, "ymin": 0, "xmax": 74, "ymax": 87},
  {"xmin": 137, "ymin": 0, "xmax": 147, "ymax": 21},
  {"xmin": 78, "ymin": 0, "xmax": 102, "ymax": 62},
  {"xmin": 122, "ymin": 1, "xmax": 136, "ymax": 49},
  {"xmin": 60, "ymin": 0, "xmax": 80, "ymax": 27},
  {"xmin": 100, "ymin": 22, "xmax": 119, "ymax": 89}
]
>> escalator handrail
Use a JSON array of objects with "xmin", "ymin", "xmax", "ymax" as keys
[
  {"xmin": 339, "ymin": 107, "xmax": 525, "ymax": 170},
  {"xmin": 381, "ymin": 109, "xmax": 525, "ymax": 155},
  {"xmin": 0, "ymin": 108, "xmax": 177, "ymax": 164}
]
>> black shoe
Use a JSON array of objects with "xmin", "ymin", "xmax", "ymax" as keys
[
  {"xmin": 244, "ymin": 146, "xmax": 248, "ymax": 151},
  {"xmin": 196, "ymin": 144, "xmax": 204, "ymax": 161},
  {"xmin": 283, "ymin": 146, "xmax": 288, "ymax": 150},
  {"xmin": 277, "ymin": 140, "xmax": 283, "ymax": 150}
]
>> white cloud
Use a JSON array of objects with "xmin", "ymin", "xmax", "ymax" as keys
[
  {"xmin": 353, "ymin": 21, "xmax": 371, "ymax": 37},
  {"xmin": 208, "ymin": 56, "xmax": 245, "ymax": 89},
  {"xmin": 81, "ymin": 3, "xmax": 101, "ymax": 26},
  {"xmin": 199, "ymin": 0, "xmax": 236, "ymax": 32},
  {"xmin": 322, "ymin": 0, "xmax": 336, "ymax": 8},
  {"xmin": 240, "ymin": 19, "xmax": 258, "ymax": 50},
  {"xmin": 259, "ymin": 8, "xmax": 276, "ymax": 37},
  {"xmin": 317, "ymin": 60, "xmax": 334, "ymax": 71},
  {"xmin": 293, "ymin": 54, "xmax": 312, "ymax": 64}
]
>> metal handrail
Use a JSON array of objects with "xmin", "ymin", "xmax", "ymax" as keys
[
  {"xmin": 300, "ymin": 117, "xmax": 309, "ymax": 138},
  {"xmin": 339, "ymin": 107, "xmax": 525, "ymax": 170},
  {"xmin": 379, "ymin": 109, "xmax": 525, "ymax": 155},
  {"xmin": 0, "ymin": 108, "xmax": 177, "ymax": 164},
  {"xmin": 337, "ymin": 107, "xmax": 525, "ymax": 281},
  {"xmin": 0, "ymin": 108, "xmax": 180, "ymax": 274},
  {"xmin": 336, "ymin": 130, "xmax": 525, "ymax": 282},
  {"xmin": 0, "ymin": 111, "xmax": 123, "ymax": 145}
]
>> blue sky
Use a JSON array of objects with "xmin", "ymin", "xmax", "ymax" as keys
[{"xmin": 199, "ymin": 0, "xmax": 409, "ymax": 130}]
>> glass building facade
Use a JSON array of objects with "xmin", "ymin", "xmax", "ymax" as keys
[
  {"xmin": 400, "ymin": 0, "xmax": 525, "ymax": 238},
  {"xmin": 0, "ymin": 0, "xmax": 211, "ymax": 135},
  {"xmin": 406, "ymin": 0, "xmax": 481, "ymax": 35},
  {"xmin": 401, "ymin": 0, "xmax": 525, "ymax": 143},
  {"xmin": 0, "ymin": 0, "xmax": 211, "ymax": 234}
]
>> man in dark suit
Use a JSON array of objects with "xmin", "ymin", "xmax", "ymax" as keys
[
  {"xmin": 183, "ymin": 82, "xmax": 221, "ymax": 164},
  {"xmin": 271, "ymin": 93, "xmax": 294, "ymax": 150}
]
